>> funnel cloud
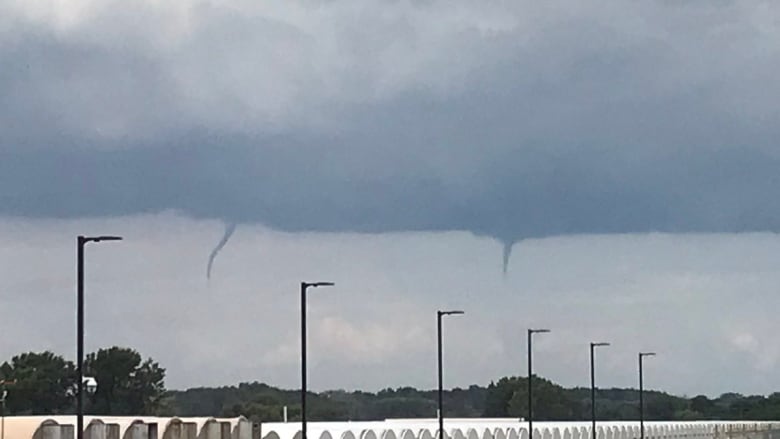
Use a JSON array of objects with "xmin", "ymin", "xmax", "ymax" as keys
[{"xmin": 206, "ymin": 222, "xmax": 237, "ymax": 279}]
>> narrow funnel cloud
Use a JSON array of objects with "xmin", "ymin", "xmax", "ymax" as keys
[
  {"xmin": 206, "ymin": 222, "xmax": 237, "ymax": 279},
  {"xmin": 502, "ymin": 241, "xmax": 514, "ymax": 276}
]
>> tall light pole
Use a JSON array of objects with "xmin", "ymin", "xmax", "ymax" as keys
[
  {"xmin": 639, "ymin": 352, "xmax": 656, "ymax": 439},
  {"xmin": 590, "ymin": 342, "xmax": 610, "ymax": 439},
  {"xmin": 437, "ymin": 310, "xmax": 464, "ymax": 439},
  {"xmin": 528, "ymin": 329, "xmax": 550, "ymax": 439},
  {"xmin": 77, "ymin": 235, "xmax": 121, "ymax": 439},
  {"xmin": 300, "ymin": 281, "xmax": 334, "ymax": 439}
]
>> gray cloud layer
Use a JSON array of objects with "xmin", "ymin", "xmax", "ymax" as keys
[{"xmin": 2, "ymin": 1, "xmax": 780, "ymax": 255}]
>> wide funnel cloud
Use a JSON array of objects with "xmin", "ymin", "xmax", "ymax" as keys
[{"xmin": 1, "ymin": 1, "xmax": 780, "ymax": 273}]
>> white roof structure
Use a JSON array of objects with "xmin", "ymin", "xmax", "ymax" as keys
[
  {"xmin": 258, "ymin": 420, "xmax": 780, "ymax": 439},
  {"xmin": 0, "ymin": 415, "xmax": 251, "ymax": 439},
  {"xmin": 2, "ymin": 417, "xmax": 778, "ymax": 439}
]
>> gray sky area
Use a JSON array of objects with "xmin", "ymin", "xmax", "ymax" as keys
[{"xmin": 1, "ymin": 1, "xmax": 780, "ymax": 396}]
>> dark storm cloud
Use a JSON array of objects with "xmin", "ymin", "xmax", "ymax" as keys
[
  {"xmin": 3, "ymin": 127, "xmax": 779, "ymax": 238},
  {"xmin": 2, "ymin": 1, "xmax": 780, "ymax": 263}
]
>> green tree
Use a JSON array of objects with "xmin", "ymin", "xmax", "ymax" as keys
[
  {"xmin": 508, "ymin": 377, "xmax": 578, "ymax": 420},
  {"xmin": 690, "ymin": 395, "xmax": 713, "ymax": 418},
  {"xmin": 85, "ymin": 346, "xmax": 166, "ymax": 415},
  {"xmin": 484, "ymin": 377, "xmax": 526, "ymax": 417},
  {"xmin": 0, "ymin": 351, "xmax": 75, "ymax": 415}
]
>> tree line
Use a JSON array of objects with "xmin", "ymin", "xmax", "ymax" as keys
[
  {"xmin": 0, "ymin": 347, "xmax": 165, "ymax": 415},
  {"xmin": 170, "ymin": 377, "xmax": 780, "ymax": 423},
  {"xmin": 4, "ymin": 349, "xmax": 780, "ymax": 424}
]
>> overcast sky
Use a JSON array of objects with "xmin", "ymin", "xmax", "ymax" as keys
[{"xmin": 1, "ymin": 1, "xmax": 780, "ymax": 397}]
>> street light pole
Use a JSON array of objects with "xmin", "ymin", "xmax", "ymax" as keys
[
  {"xmin": 76, "ymin": 235, "xmax": 121, "ymax": 439},
  {"xmin": 639, "ymin": 352, "xmax": 656, "ymax": 439},
  {"xmin": 528, "ymin": 329, "xmax": 550, "ymax": 439},
  {"xmin": 300, "ymin": 281, "xmax": 334, "ymax": 439},
  {"xmin": 437, "ymin": 310, "xmax": 464, "ymax": 439},
  {"xmin": 590, "ymin": 342, "xmax": 610, "ymax": 439}
]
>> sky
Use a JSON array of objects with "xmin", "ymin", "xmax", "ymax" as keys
[{"xmin": 1, "ymin": 0, "xmax": 780, "ymax": 397}]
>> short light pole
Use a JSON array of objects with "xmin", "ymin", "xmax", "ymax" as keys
[
  {"xmin": 83, "ymin": 376, "xmax": 98, "ymax": 413},
  {"xmin": 300, "ymin": 281, "xmax": 334, "ymax": 439},
  {"xmin": 639, "ymin": 352, "xmax": 656, "ymax": 439},
  {"xmin": 528, "ymin": 329, "xmax": 550, "ymax": 439},
  {"xmin": 590, "ymin": 342, "xmax": 610, "ymax": 439},
  {"xmin": 1, "ymin": 389, "xmax": 5, "ymax": 439},
  {"xmin": 77, "ymin": 235, "xmax": 122, "ymax": 439},
  {"xmin": 1, "ymin": 379, "xmax": 13, "ymax": 439},
  {"xmin": 438, "ymin": 310, "xmax": 464, "ymax": 439}
]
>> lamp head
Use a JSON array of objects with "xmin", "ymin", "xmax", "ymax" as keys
[
  {"xmin": 438, "ymin": 310, "xmax": 465, "ymax": 316},
  {"xmin": 640, "ymin": 352, "xmax": 657, "ymax": 357},
  {"xmin": 81, "ymin": 235, "xmax": 123, "ymax": 244},
  {"xmin": 83, "ymin": 376, "xmax": 98, "ymax": 394},
  {"xmin": 530, "ymin": 328, "xmax": 551, "ymax": 334},
  {"xmin": 303, "ymin": 281, "xmax": 335, "ymax": 289},
  {"xmin": 92, "ymin": 235, "xmax": 122, "ymax": 242},
  {"xmin": 591, "ymin": 342, "xmax": 610, "ymax": 347}
]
